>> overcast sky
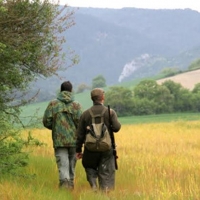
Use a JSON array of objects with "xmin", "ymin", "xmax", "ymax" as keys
[{"xmin": 59, "ymin": 0, "xmax": 200, "ymax": 12}]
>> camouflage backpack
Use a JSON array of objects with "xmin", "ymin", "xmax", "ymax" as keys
[{"xmin": 85, "ymin": 107, "xmax": 111, "ymax": 152}]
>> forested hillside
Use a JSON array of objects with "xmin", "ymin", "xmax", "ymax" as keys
[{"xmin": 32, "ymin": 7, "xmax": 200, "ymax": 102}]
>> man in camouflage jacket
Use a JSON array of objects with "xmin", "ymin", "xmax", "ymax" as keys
[{"xmin": 43, "ymin": 81, "xmax": 82, "ymax": 190}]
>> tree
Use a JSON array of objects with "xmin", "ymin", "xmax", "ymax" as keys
[
  {"xmin": 191, "ymin": 93, "xmax": 200, "ymax": 111},
  {"xmin": 134, "ymin": 79, "xmax": 174, "ymax": 114},
  {"xmin": 131, "ymin": 98, "xmax": 157, "ymax": 115},
  {"xmin": 1, "ymin": 0, "xmax": 77, "ymax": 105},
  {"xmin": 160, "ymin": 67, "xmax": 181, "ymax": 77},
  {"xmin": 133, "ymin": 79, "xmax": 159, "ymax": 100},
  {"xmin": 192, "ymin": 83, "xmax": 200, "ymax": 93},
  {"xmin": 76, "ymin": 83, "xmax": 90, "ymax": 93},
  {"xmin": 154, "ymin": 85, "xmax": 174, "ymax": 113},
  {"xmin": 161, "ymin": 80, "xmax": 186, "ymax": 111},
  {"xmin": 104, "ymin": 86, "xmax": 133, "ymax": 116},
  {"xmin": 0, "ymin": 0, "xmax": 77, "ymax": 174},
  {"xmin": 92, "ymin": 75, "xmax": 106, "ymax": 89}
]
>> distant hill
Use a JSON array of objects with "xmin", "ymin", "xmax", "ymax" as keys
[
  {"xmin": 157, "ymin": 69, "xmax": 200, "ymax": 90},
  {"xmin": 63, "ymin": 7, "xmax": 200, "ymax": 84},
  {"xmin": 32, "ymin": 7, "xmax": 200, "ymax": 102}
]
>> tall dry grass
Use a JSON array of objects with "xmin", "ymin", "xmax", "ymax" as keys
[{"xmin": 1, "ymin": 121, "xmax": 200, "ymax": 199}]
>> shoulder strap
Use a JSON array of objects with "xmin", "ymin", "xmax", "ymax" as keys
[{"xmin": 89, "ymin": 107, "xmax": 107, "ymax": 123}]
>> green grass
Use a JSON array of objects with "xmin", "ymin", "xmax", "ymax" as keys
[{"xmin": 119, "ymin": 112, "xmax": 200, "ymax": 124}]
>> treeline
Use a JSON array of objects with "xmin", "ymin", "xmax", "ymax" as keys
[{"xmin": 105, "ymin": 79, "xmax": 200, "ymax": 116}]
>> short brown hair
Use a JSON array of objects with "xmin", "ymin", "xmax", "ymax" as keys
[{"xmin": 91, "ymin": 88, "xmax": 104, "ymax": 102}]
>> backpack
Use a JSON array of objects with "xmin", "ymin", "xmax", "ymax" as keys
[{"xmin": 84, "ymin": 107, "xmax": 111, "ymax": 152}]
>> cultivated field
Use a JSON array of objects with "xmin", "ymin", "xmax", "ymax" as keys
[
  {"xmin": 1, "ymin": 121, "xmax": 200, "ymax": 200},
  {"xmin": 157, "ymin": 69, "xmax": 200, "ymax": 90}
]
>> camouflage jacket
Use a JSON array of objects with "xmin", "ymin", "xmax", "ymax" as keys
[{"xmin": 43, "ymin": 91, "xmax": 82, "ymax": 148}]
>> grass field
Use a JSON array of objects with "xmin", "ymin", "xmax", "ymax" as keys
[
  {"xmin": 1, "ymin": 119, "xmax": 200, "ymax": 199},
  {"xmin": 119, "ymin": 112, "xmax": 200, "ymax": 124}
]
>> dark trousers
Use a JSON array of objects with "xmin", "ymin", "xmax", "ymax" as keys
[{"xmin": 82, "ymin": 148, "xmax": 115, "ymax": 191}]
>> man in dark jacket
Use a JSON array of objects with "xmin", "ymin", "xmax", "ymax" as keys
[
  {"xmin": 43, "ymin": 81, "xmax": 82, "ymax": 190},
  {"xmin": 76, "ymin": 88, "xmax": 121, "ymax": 192}
]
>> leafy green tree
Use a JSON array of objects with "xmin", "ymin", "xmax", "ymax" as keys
[
  {"xmin": 154, "ymin": 86, "xmax": 174, "ymax": 113},
  {"xmin": 161, "ymin": 80, "xmax": 183, "ymax": 96},
  {"xmin": 191, "ymin": 93, "xmax": 200, "ymax": 111},
  {"xmin": 161, "ymin": 80, "xmax": 187, "ymax": 111},
  {"xmin": 105, "ymin": 86, "xmax": 133, "ymax": 116},
  {"xmin": 174, "ymin": 88, "xmax": 193, "ymax": 112},
  {"xmin": 133, "ymin": 80, "xmax": 159, "ymax": 100},
  {"xmin": 192, "ymin": 83, "xmax": 200, "ymax": 93},
  {"xmin": 92, "ymin": 75, "xmax": 106, "ymax": 89},
  {"xmin": 131, "ymin": 98, "xmax": 157, "ymax": 115},
  {"xmin": 134, "ymin": 80, "xmax": 174, "ymax": 114},
  {"xmin": 0, "ymin": 0, "xmax": 76, "ymax": 110},
  {"xmin": 76, "ymin": 83, "xmax": 90, "ymax": 93},
  {"xmin": 0, "ymin": 113, "xmax": 42, "ymax": 174},
  {"xmin": 161, "ymin": 67, "xmax": 181, "ymax": 77},
  {"xmin": 0, "ymin": 0, "xmax": 76, "ymax": 174}
]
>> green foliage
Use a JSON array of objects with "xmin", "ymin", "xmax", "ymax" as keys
[
  {"xmin": 191, "ymin": 93, "xmax": 200, "ymax": 111},
  {"xmin": 104, "ymin": 86, "xmax": 133, "ymax": 116},
  {"xmin": 161, "ymin": 80, "xmax": 195, "ymax": 111},
  {"xmin": 104, "ymin": 79, "xmax": 200, "ymax": 116},
  {"xmin": 20, "ymin": 75, "xmax": 200, "ymax": 123},
  {"xmin": 153, "ymin": 85, "xmax": 174, "ymax": 113},
  {"xmin": 0, "ymin": 0, "xmax": 76, "ymax": 174},
  {"xmin": 160, "ymin": 67, "xmax": 181, "ymax": 77},
  {"xmin": 133, "ymin": 80, "xmax": 174, "ymax": 114},
  {"xmin": 0, "ymin": 114, "xmax": 43, "ymax": 174},
  {"xmin": 92, "ymin": 75, "xmax": 106, "ymax": 89},
  {"xmin": 161, "ymin": 80, "xmax": 183, "ymax": 95},
  {"xmin": 0, "ymin": 0, "xmax": 76, "ymax": 109},
  {"xmin": 133, "ymin": 79, "xmax": 158, "ymax": 100},
  {"xmin": 192, "ymin": 83, "xmax": 200, "ymax": 93},
  {"xmin": 0, "ymin": 116, "xmax": 27, "ymax": 173},
  {"xmin": 76, "ymin": 83, "xmax": 90, "ymax": 93},
  {"xmin": 188, "ymin": 59, "xmax": 200, "ymax": 70},
  {"xmin": 131, "ymin": 98, "xmax": 157, "ymax": 115}
]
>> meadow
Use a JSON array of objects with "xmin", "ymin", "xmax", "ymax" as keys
[{"xmin": 1, "ymin": 119, "xmax": 200, "ymax": 200}]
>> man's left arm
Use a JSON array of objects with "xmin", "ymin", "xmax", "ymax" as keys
[{"xmin": 43, "ymin": 102, "xmax": 53, "ymax": 130}]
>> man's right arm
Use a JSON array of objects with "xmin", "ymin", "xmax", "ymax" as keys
[{"xmin": 111, "ymin": 109, "xmax": 121, "ymax": 132}]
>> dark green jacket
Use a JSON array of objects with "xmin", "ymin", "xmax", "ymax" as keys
[
  {"xmin": 76, "ymin": 103, "xmax": 121, "ymax": 153},
  {"xmin": 43, "ymin": 91, "xmax": 82, "ymax": 148}
]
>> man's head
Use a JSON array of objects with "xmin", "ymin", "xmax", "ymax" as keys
[
  {"xmin": 91, "ymin": 88, "xmax": 105, "ymax": 103},
  {"xmin": 61, "ymin": 81, "xmax": 72, "ymax": 92}
]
